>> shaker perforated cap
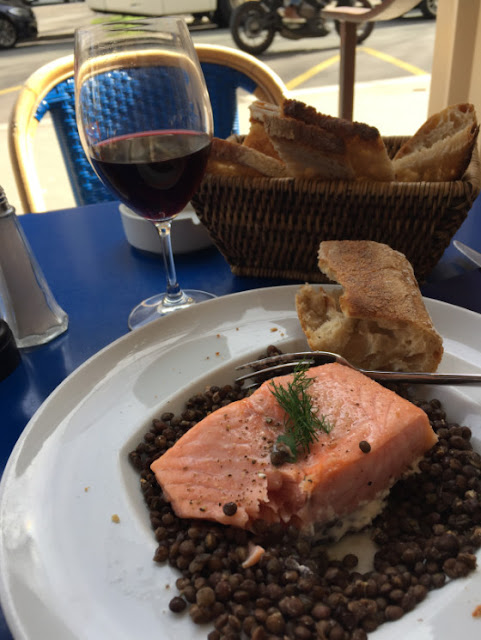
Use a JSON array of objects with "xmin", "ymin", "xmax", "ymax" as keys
[{"xmin": 0, "ymin": 319, "xmax": 21, "ymax": 382}]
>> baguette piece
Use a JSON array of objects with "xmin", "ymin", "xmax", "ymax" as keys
[
  {"xmin": 392, "ymin": 103, "xmax": 479, "ymax": 182},
  {"xmin": 206, "ymin": 137, "xmax": 286, "ymax": 178},
  {"xmin": 296, "ymin": 240, "xmax": 443, "ymax": 372},
  {"xmin": 243, "ymin": 101, "xmax": 283, "ymax": 161},
  {"xmin": 258, "ymin": 99, "xmax": 394, "ymax": 181}
]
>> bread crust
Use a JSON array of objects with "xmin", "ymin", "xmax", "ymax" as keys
[
  {"xmin": 264, "ymin": 116, "xmax": 355, "ymax": 180},
  {"xmin": 318, "ymin": 241, "xmax": 428, "ymax": 325},
  {"xmin": 243, "ymin": 120, "xmax": 282, "ymax": 161},
  {"xmin": 243, "ymin": 101, "xmax": 283, "ymax": 160},
  {"xmin": 393, "ymin": 103, "xmax": 479, "ymax": 182},
  {"xmin": 206, "ymin": 137, "xmax": 286, "ymax": 178},
  {"xmin": 282, "ymin": 99, "xmax": 382, "ymax": 144},
  {"xmin": 296, "ymin": 240, "xmax": 444, "ymax": 372},
  {"xmin": 257, "ymin": 99, "xmax": 394, "ymax": 181}
]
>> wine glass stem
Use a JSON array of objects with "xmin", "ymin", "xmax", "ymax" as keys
[{"xmin": 155, "ymin": 220, "xmax": 186, "ymax": 306}]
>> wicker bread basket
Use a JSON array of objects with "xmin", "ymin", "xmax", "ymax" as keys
[{"xmin": 191, "ymin": 137, "xmax": 481, "ymax": 283}]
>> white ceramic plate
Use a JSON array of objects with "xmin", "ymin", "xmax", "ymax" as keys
[{"xmin": 1, "ymin": 285, "xmax": 481, "ymax": 640}]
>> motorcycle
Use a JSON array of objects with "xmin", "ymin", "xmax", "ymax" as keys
[{"xmin": 230, "ymin": 0, "xmax": 374, "ymax": 56}]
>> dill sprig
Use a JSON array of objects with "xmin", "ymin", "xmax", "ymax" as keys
[{"xmin": 269, "ymin": 362, "xmax": 332, "ymax": 461}]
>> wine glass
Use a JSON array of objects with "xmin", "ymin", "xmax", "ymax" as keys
[{"xmin": 74, "ymin": 18, "xmax": 215, "ymax": 330}]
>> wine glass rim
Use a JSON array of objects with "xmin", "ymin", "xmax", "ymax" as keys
[{"xmin": 75, "ymin": 16, "xmax": 185, "ymax": 36}]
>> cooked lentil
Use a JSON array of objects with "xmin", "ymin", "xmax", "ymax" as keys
[{"xmin": 129, "ymin": 348, "xmax": 481, "ymax": 639}]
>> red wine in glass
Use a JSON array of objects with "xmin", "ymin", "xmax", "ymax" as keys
[
  {"xmin": 90, "ymin": 130, "xmax": 211, "ymax": 221},
  {"xmin": 75, "ymin": 18, "xmax": 215, "ymax": 330}
]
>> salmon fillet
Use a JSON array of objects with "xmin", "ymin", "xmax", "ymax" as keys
[{"xmin": 151, "ymin": 363, "xmax": 437, "ymax": 538}]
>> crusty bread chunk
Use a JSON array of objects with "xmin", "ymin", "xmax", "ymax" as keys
[
  {"xmin": 243, "ymin": 101, "xmax": 283, "ymax": 161},
  {"xmin": 392, "ymin": 103, "xmax": 479, "ymax": 182},
  {"xmin": 206, "ymin": 137, "xmax": 286, "ymax": 178},
  {"xmin": 296, "ymin": 241, "xmax": 444, "ymax": 372},
  {"xmin": 257, "ymin": 99, "xmax": 394, "ymax": 181}
]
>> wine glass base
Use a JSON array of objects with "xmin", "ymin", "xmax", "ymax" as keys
[{"xmin": 128, "ymin": 289, "xmax": 216, "ymax": 330}]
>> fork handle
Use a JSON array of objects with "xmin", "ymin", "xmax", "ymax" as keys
[{"xmin": 362, "ymin": 371, "xmax": 481, "ymax": 384}]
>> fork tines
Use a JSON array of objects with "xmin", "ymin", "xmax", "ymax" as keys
[
  {"xmin": 234, "ymin": 351, "xmax": 336, "ymax": 388},
  {"xmin": 235, "ymin": 361, "xmax": 312, "ymax": 386},
  {"xmin": 236, "ymin": 351, "xmax": 324, "ymax": 371}
]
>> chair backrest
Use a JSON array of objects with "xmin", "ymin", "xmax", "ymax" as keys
[{"xmin": 8, "ymin": 44, "xmax": 287, "ymax": 213}]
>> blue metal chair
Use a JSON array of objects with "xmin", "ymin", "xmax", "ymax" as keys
[{"xmin": 9, "ymin": 45, "xmax": 287, "ymax": 213}]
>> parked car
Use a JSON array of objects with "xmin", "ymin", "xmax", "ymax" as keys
[
  {"xmin": 0, "ymin": 0, "xmax": 37, "ymax": 49},
  {"xmin": 86, "ymin": 0, "xmax": 239, "ymax": 27}
]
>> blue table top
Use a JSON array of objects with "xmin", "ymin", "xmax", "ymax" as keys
[{"xmin": 1, "ymin": 197, "xmax": 481, "ymax": 639}]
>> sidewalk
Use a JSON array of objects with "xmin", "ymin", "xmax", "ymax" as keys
[{"xmin": 1, "ymin": 74, "xmax": 430, "ymax": 215}]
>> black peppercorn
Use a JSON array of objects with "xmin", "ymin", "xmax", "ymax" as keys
[
  {"xmin": 223, "ymin": 502, "xmax": 238, "ymax": 516},
  {"xmin": 359, "ymin": 440, "xmax": 371, "ymax": 453}
]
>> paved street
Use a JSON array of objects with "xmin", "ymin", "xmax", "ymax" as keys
[{"xmin": 0, "ymin": 2, "xmax": 434, "ymax": 213}]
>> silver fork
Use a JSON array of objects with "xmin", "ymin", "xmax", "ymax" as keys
[{"xmin": 235, "ymin": 351, "xmax": 481, "ymax": 388}]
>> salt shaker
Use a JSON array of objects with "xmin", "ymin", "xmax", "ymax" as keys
[{"xmin": 0, "ymin": 186, "xmax": 68, "ymax": 348}]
